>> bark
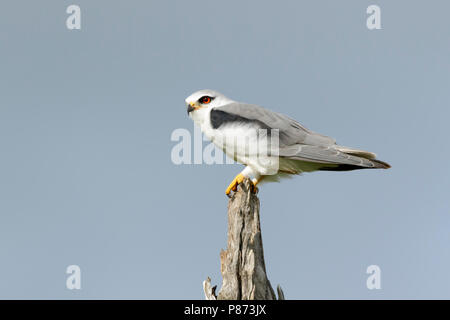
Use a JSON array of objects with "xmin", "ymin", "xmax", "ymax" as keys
[{"xmin": 203, "ymin": 178, "xmax": 284, "ymax": 300}]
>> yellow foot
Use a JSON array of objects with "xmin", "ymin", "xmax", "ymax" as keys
[
  {"xmin": 225, "ymin": 175, "xmax": 260, "ymax": 197},
  {"xmin": 225, "ymin": 173, "xmax": 246, "ymax": 197}
]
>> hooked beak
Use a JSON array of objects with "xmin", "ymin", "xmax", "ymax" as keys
[{"xmin": 187, "ymin": 102, "xmax": 196, "ymax": 114}]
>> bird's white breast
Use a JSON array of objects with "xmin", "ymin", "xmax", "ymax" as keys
[{"xmin": 194, "ymin": 109, "xmax": 279, "ymax": 176}]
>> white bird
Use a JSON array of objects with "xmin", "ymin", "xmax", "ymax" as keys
[{"xmin": 185, "ymin": 89, "xmax": 390, "ymax": 196}]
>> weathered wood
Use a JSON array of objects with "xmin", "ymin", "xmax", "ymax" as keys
[
  {"xmin": 202, "ymin": 277, "xmax": 217, "ymax": 300},
  {"xmin": 203, "ymin": 178, "xmax": 284, "ymax": 300}
]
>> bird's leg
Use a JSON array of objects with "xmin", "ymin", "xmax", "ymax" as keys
[
  {"xmin": 225, "ymin": 173, "xmax": 245, "ymax": 197},
  {"xmin": 251, "ymin": 178, "xmax": 259, "ymax": 194}
]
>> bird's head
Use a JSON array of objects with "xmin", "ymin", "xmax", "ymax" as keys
[{"xmin": 185, "ymin": 90, "xmax": 233, "ymax": 117}]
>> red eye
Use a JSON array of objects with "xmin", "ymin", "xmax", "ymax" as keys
[{"xmin": 199, "ymin": 96, "xmax": 212, "ymax": 104}]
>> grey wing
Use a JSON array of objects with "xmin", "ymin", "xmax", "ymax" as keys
[
  {"xmin": 216, "ymin": 102, "xmax": 390, "ymax": 169},
  {"xmin": 216, "ymin": 102, "xmax": 336, "ymax": 147},
  {"xmin": 278, "ymin": 144, "xmax": 387, "ymax": 168}
]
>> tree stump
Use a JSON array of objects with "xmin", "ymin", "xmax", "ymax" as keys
[{"xmin": 203, "ymin": 178, "xmax": 284, "ymax": 300}]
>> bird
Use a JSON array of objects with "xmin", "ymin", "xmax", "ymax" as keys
[{"xmin": 185, "ymin": 89, "xmax": 390, "ymax": 196}]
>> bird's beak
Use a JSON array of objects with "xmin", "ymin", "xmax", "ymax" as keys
[{"xmin": 187, "ymin": 101, "xmax": 196, "ymax": 114}]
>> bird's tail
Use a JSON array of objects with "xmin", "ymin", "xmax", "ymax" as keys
[
  {"xmin": 336, "ymin": 145, "xmax": 391, "ymax": 169},
  {"xmin": 370, "ymin": 159, "xmax": 391, "ymax": 169}
]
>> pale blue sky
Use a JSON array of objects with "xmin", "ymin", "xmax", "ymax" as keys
[{"xmin": 0, "ymin": 1, "xmax": 449, "ymax": 299}]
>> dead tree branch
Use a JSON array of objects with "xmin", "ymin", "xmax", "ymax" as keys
[{"xmin": 203, "ymin": 178, "xmax": 284, "ymax": 300}]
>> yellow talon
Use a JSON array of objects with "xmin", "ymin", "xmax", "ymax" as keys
[{"xmin": 225, "ymin": 173, "xmax": 245, "ymax": 196}]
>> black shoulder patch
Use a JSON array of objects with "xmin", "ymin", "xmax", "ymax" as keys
[{"xmin": 210, "ymin": 109, "xmax": 270, "ymax": 130}]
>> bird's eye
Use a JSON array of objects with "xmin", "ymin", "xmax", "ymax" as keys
[{"xmin": 199, "ymin": 96, "xmax": 212, "ymax": 104}]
